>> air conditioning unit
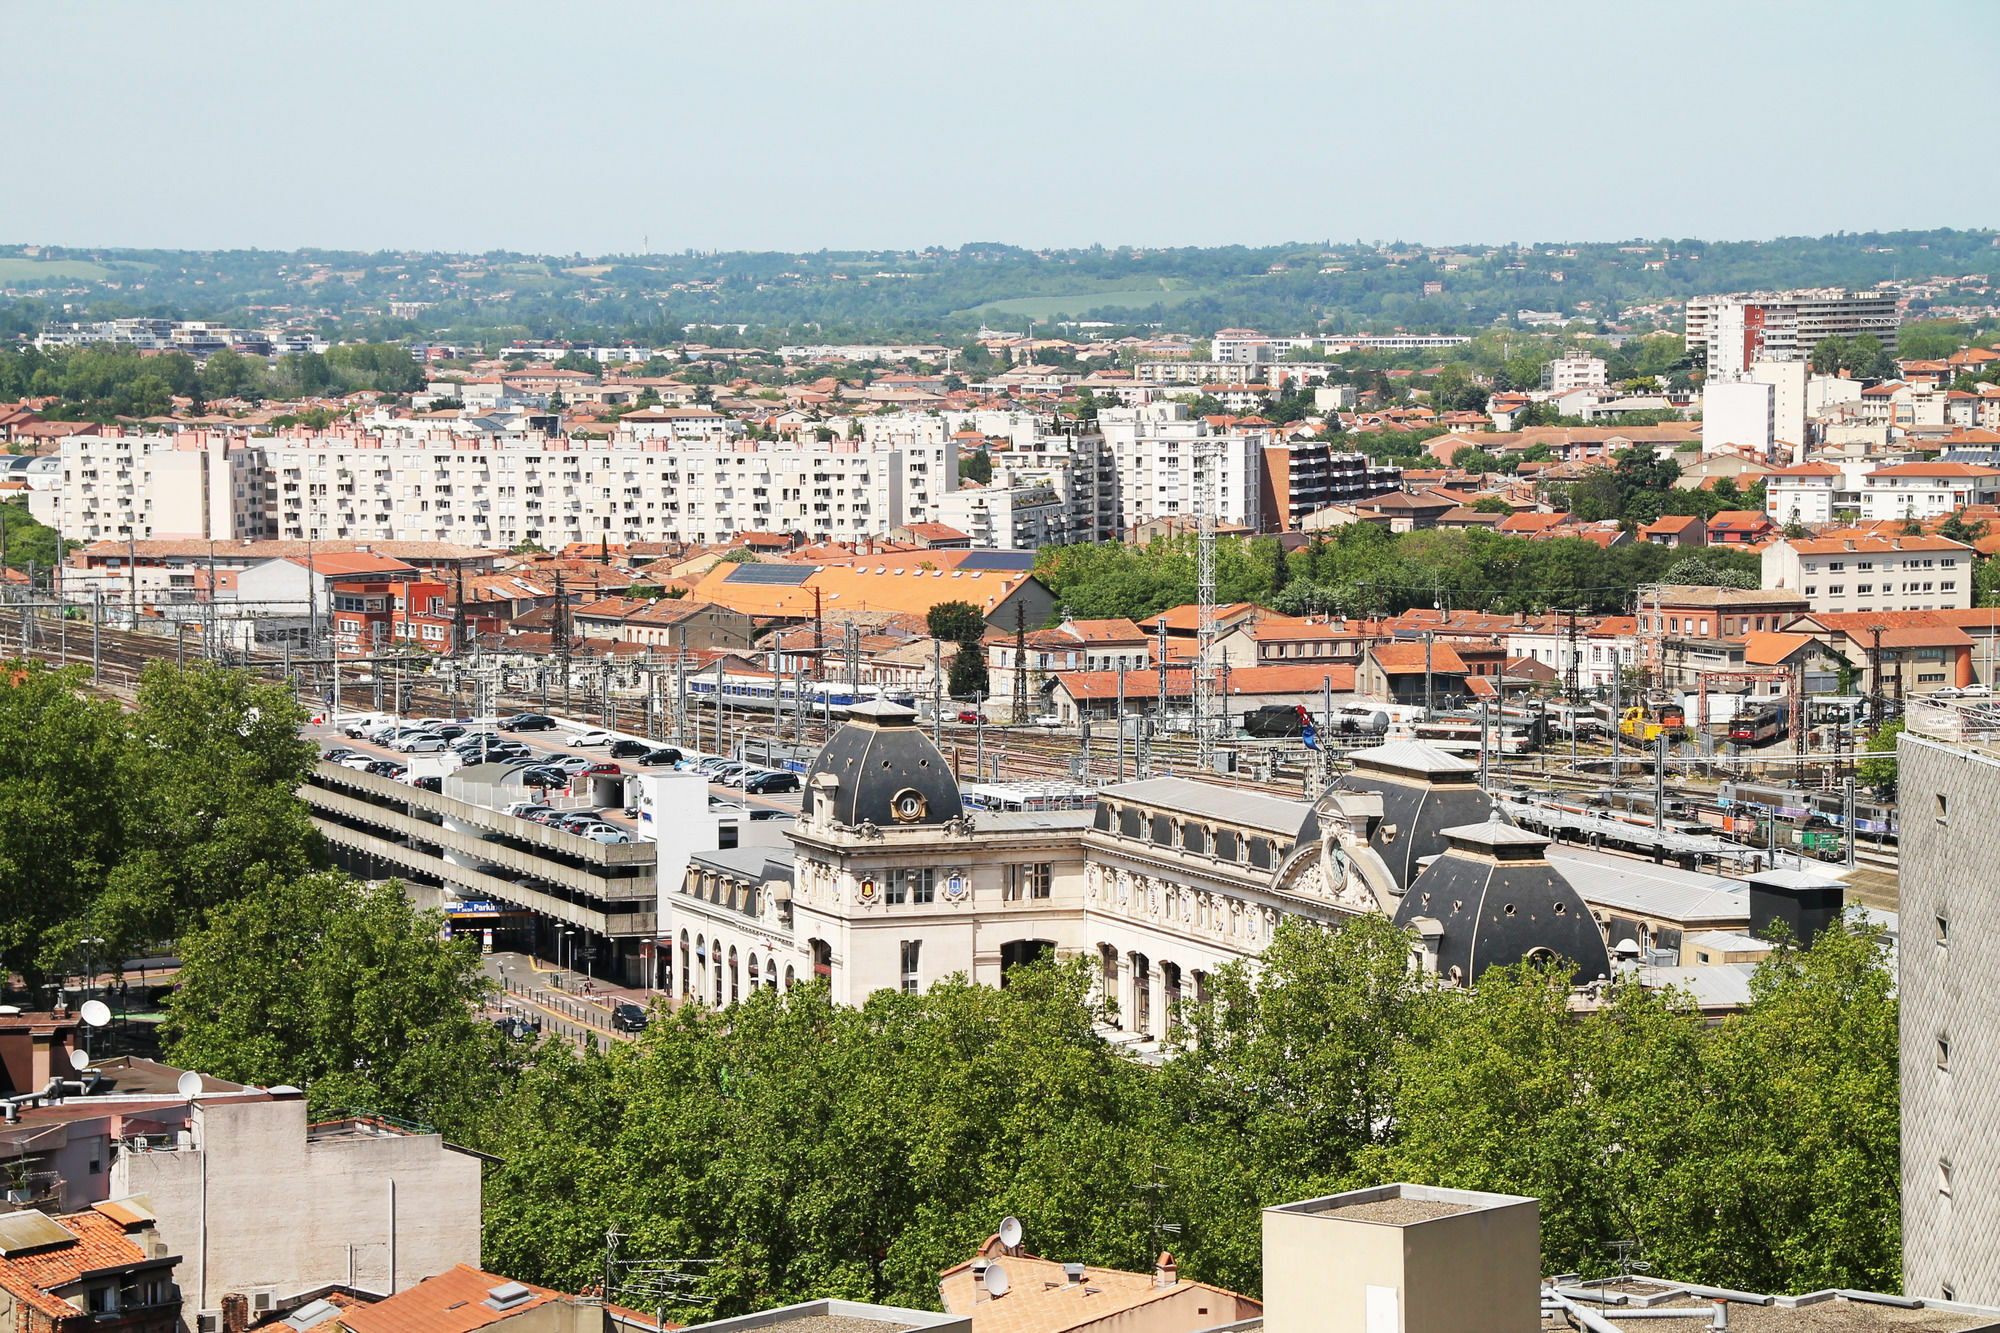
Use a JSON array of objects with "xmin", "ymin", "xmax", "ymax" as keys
[
  {"xmin": 252, "ymin": 1291, "xmax": 275, "ymax": 1313},
  {"xmin": 197, "ymin": 1314, "xmax": 220, "ymax": 1333}
]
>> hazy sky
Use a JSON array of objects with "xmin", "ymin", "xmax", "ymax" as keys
[{"xmin": 8, "ymin": 1, "xmax": 1994, "ymax": 256}]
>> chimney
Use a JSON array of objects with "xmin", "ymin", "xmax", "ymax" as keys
[
  {"xmin": 221, "ymin": 1293, "xmax": 250, "ymax": 1333},
  {"xmin": 1155, "ymin": 1252, "xmax": 1178, "ymax": 1288}
]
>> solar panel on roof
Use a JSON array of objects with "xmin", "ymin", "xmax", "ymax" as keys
[
  {"xmin": 725, "ymin": 563, "xmax": 816, "ymax": 586},
  {"xmin": 957, "ymin": 550, "xmax": 1035, "ymax": 572}
]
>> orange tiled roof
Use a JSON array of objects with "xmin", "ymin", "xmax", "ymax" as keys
[{"xmin": 0, "ymin": 1209, "xmax": 156, "ymax": 1322}]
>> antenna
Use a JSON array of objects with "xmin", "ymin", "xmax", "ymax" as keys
[
  {"xmin": 998, "ymin": 1216, "xmax": 1023, "ymax": 1251},
  {"xmin": 983, "ymin": 1262, "xmax": 1010, "ymax": 1299},
  {"xmin": 67, "ymin": 1047, "xmax": 90, "ymax": 1071},
  {"xmin": 176, "ymin": 1071, "xmax": 204, "ymax": 1098},
  {"xmin": 79, "ymin": 1000, "xmax": 111, "ymax": 1028}
]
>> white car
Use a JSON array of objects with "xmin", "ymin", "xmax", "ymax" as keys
[
  {"xmin": 337, "ymin": 754, "xmax": 378, "ymax": 771},
  {"xmin": 392, "ymin": 734, "xmax": 448, "ymax": 753},
  {"xmin": 547, "ymin": 754, "xmax": 591, "ymax": 776},
  {"xmin": 565, "ymin": 728, "xmax": 613, "ymax": 747},
  {"xmin": 583, "ymin": 827, "xmax": 631, "ymax": 845}
]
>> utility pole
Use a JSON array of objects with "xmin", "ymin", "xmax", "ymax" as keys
[
  {"xmin": 931, "ymin": 637, "xmax": 943, "ymax": 745},
  {"xmin": 1479, "ymin": 698, "xmax": 1490, "ymax": 792},
  {"xmin": 1423, "ymin": 630, "xmax": 1435, "ymax": 722},
  {"xmin": 1116, "ymin": 659, "xmax": 1127, "ymax": 781},
  {"xmin": 813, "ymin": 587, "xmax": 824, "ymax": 681},
  {"xmin": 1868, "ymin": 624, "xmax": 1885, "ymax": 726},
  {"xmin": 1155, "ymin": 615, "xmax": 1169, "ymax": 732},
  {"xmin": 91, "ymin": 590, "xmax": 101, "ymax": 684},
  {"xmin": 129, "ymin": 531, "xmax": 138, "ymax": 632},
  {"xmin": 1653, "ymin": 731, "xmax": 1667, "ymax": 836},
  {"xmin": 1192, "ymin": 437, "xmax": 1222, "ymax": 771},
  {"xmin": 1013, "ymin": 602, "xmax": 1029, "ymax": 725},
  {"xmin": 715, "ymin": 657, "xmax": 726, "ymax": 757},
  {"xmin": 1610, "ymin": 659, "xmax": 1622, "ymax": 783},
  {"xmin": 1322, "ymin": 673, "xmax": 1335, "ymax": 794}
]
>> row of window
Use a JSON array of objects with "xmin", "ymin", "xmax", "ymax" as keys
[{"xmin": 1807, "ymin": 582, "xmax": 1955, "ymax": 595}]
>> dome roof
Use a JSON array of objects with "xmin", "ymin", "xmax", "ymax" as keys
[
  {"xmin": 1307, "ymin": 741, "xmax": 1504, "ymax": 891},
  {"xmin": 1392, "ymin": 821, "xmax": 1612, "ymax": 985},
  {"xmin": 802, "ymin": 700, "xmax": 962, "ymax": 829}
]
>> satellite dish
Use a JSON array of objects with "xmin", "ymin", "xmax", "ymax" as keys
[
  {"xmin": 80, "ymin": 1000, "xmax": 111, "ymax": 1029},
  {"xmin": 176, "ymin": 1071, "xmax": 204, "ymax": 1098},
  {"xmin": 67, "ymin": 1048, "xmax": 90, "ymax": 1071},
  {"xmin": 998, "ymin": 1216, "xmax": 1023, "ymax": 1250},
  {"xmin": 983, "ymin": 1262, "xmax": 1010, "ymax": 1299}
]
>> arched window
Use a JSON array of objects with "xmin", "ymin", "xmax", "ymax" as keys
[
  {"xmin": 749, "ymin": 953, "xmax": 761, "ymax": 989},
  {"xmin": 784, "ymin": 964, "xmax": 796, "ymax": 990},
  {"xmin": 713, "ymin": 956, "xmax": 724, "ymax": 1008},
  {"xmin": 679, "ymin": 930, "xmax": 691, "ymax": 997},
  {"xmin": 729, "ymin": 947, "xmax": 740, "ymax": 1006}
]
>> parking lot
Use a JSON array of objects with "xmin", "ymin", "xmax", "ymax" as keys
[{"xmin": 307, "ymin": 710, "xmax": 805, "ymax": 845}]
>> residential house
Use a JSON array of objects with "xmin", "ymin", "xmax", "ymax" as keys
[
  {"xmin": 0, "ymin": 1201, "xmax": 181, "ymax": 1333},
  {"xmin": 1353, "ymin": 640, "xmax": 1472, "ymax": 707},
  {"xmin": 1784, "ymin": 611, "xmax": 1975, "ymax": 699},
  {"xmin": 1636, "ymin": 514, "xmax": 1707, "ymax": 547},
  {"xmin": 1762, "ymin": 461, "xmax": 1847, "ymax": 526},
  {"xmin": 1706, "ymin": 511, "xmax": 1778, "ymax": 545},
  {"xmin": 1858, "ymin": 461, "xmax": 2000, "ymax": 522}
]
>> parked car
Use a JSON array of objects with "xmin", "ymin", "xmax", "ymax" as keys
[
  {"xmin": 321, "ymin": 747, "xmax": 357, "ymax": 763},
  {"xmin": 526, "ymin": 809, "xmax": 565, "ymax": 825},
  {"xmin": 520, "ymin": 768, "xmax": 568, "ymax": 788},
  {"xmin": 712, "ymin": 762, "xmax": 752, "ymax": 784},
  {"xmin": 956, "ymin": 710, "xmax": 988, "ymax": 724},
  {"xmin": 409, "ymin": 775, "xmax": 443, "ymax": 793},
  {"xmin": 393, "ymin": 734, "xmax": 448, "ymax": 753},
  {"xmin": 748, "ymin": 809, "xmax": 791, "ymax": 821},
  {"xmin": 579, "ymin": 761, "xmax": 622, "ymax": 777},
  {"xmin": 429, "ymin": 724, "xmax": 467, "ymax": 741},
  {"xmin": 364, "ymin": 759, "xmax": 407, "ymax": 778},
  {"xmin": 565, "ymin": 728, "xmax": 613, "ymax": 747},
  {"xmin": 744, "ymin": 770, "xmax": 801, "ymax": 794},
  {"xmin": 584, "ymin": 828, "xmax": 631, "ymax": 846},
  {"xmin": 637, "ymin": 746, "xmax": 683, "ymax": 767},
  {"xmin": 337, "ymin": 754, "xmax": 378, "ymax": 771},
  {"xmin": 610, "ymin": 1001, "xmax": 648, "ymax": 1031},
  {"xmin": 341, "ymin": 714, "xmax": 392, "ymax": 739},
  {"xmin": 366, "ymin": 722, "xmax": 402, "ymax": 743},
  {"xmin": 505, "ymin": 801, "xmax": 553, "ymax": 819},
  {"xmin": 499, "ymin": 713, "xmax": 557, "ymax": 732},
  {"xmin": 546, "ymin": 754, "xmax": 591, "ymax": 776},
  {"xmin": 693, "ymin": 757, "xmax": 735, "ymax": 777},
  {"xmin": 608, "ymin": 739, "xmax": 653, "ymax": 758},
  {"xmin": 558, "ymin": 814, "xmax": 608, "ymax": 834}
]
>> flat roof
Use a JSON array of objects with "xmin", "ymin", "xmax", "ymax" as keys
[{"xmin": 1100, "ymin": 778, "xmax": 1309, "ymax": 833}]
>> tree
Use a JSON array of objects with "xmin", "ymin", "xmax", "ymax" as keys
[
  {"xmin": 1662, "ymin": 555, "xmax": 1757, "ymax": 590},
  {"xmin": 1855, "ymin": 719, "xmax": 1903, "ymax": 795},
  {"xmin": 553, "ymin": 352, "xmax": 599, "ymax": 374},
  {"xmin": 1450, "ymin": 446, "xmax": 1501, "ymax": 473},
  {"xmin": 1939, "ymin": 511, "xmax": 1987, "ymax": 545},
  {"xmin": 1810, "ymin": 336, "xmax": 1847, "ymax": 376},
  {"xmin": 958, "ymin": 449, "xmax": 992, "ymax": 485},
  {"xmin": 95, "ymin": 664, "xmax": 323, "ymax": 951},
  {"xmin": 720, "ymin": 548, "xmax": 760, "ymax": 564},
  {"xmin": 1471, "ymin": 496, "xmax": 1514, "ymax": 514},
  {"xmin": 0, "ymin": 666, "xmax": 127, "ymax": 988},
  {"xmin": 927, "ymin": 600, "xmax": 990, "ymax": 701},
  {"xmin": 198, "ymin": 348, "xmax": 262, "ymax": 402},
  {"xmin": 165, "ymin": 873, "xmax": 507, "ymax": 1136}
]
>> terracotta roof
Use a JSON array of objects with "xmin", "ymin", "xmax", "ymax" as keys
[
  {"xmin": 1054, "ymin": 664, "xmax": 1355, "ymax": 700},
  {"xmin": 0, "ymin": 1209, "xmax": 160, "ymax": 1323},
  {"xmin": 336, "ymin": 1264, "xmax": 581, "ymax": 1333},
  {"xmin": 1867, "ymin": 462, "xmax": 2000, "ymax": 478},
  {"xmin": 1743, "ymin": 631, "xmax": 1817, "ymax": 665},
  {"xmin": 284, "ymin": 552, "xmax": 419, "ymax": 576},
  {"xmin": 940, "ymin": 1247, "xmax": 1258, "ymax": 1333},
  {"xmin": 1637, "ymin": 514, "xmax": 1705, "ymax": 534},
  {"xmin": 1765, "ymin": 462, "xmax": 1842, "ymax": 478},
  {"xmin": 1369, "ymin": 641, "xmax": 1470, "ymax": 674}
]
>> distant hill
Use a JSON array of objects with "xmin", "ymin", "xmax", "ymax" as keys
[{"xmin": 2, "ymin": 229, "xmax": 1995, "ymax": 344}]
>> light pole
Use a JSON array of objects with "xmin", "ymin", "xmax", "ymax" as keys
[{"xmin": 561, "ymin": 928, "xmax": 576, "ymax": 980}]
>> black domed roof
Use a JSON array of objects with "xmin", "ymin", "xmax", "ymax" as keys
[
  {"xmin": 1312, "ymin": 740, "xmax": 1504, "ymax": 891},
  {"xmin": 1392, "ymin": 821, "xmax": 1612, "ymax": 985},
  {"xmin": 802, "ymin": 701, "xmax": 962, "ymax": 828}
]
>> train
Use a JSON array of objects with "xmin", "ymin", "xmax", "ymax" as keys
[
  {"xmin": 1727, "ymin": 706, "xmax": 1787, "ymax": 747},
  {"xmin": 1240, "ymin": 704, "xmax": 1391, "ymax": 740},
  {"xmin": 683, "ymin": 672, "xmax": 919, "ymax": 718},
  {"xmin": 1410, "ymin": 718, "xmax": 1535, "ymax": 755}
]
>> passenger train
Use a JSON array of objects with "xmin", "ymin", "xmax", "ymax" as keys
[{"xmin": 683, "ymin": 671, "xmax": 919, "ymax": 719}]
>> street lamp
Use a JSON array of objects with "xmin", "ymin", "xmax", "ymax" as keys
[{"xmin": 561, "ymin": 929, "xmax": 576, "ymax": 979}]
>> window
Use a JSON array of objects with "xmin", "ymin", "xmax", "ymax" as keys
[
  {"xmin": 1858, "ymin": 583, "xmax": 1873, "ymax": 594},
  {"xmin": 899, "ymin": 940, "xmax": 921, "ymax": 993},
  {"xmin": 1940, "ymin": 1158, "xmax": 1954, "ymax": 1198},
  {"xmin": 1005, "ymin": 863, "xmax": 1053, "ymax": 900},
  {"xmin": 1937, "ymin": 793, "xmax": 1950, "ymax": 824},
  {"xmin": 1829, "ymin": 586, "xmax": 1844, "ymax": 596},
  {"xmin": 1938, "ymin": 1035, "xmax": 1951, "ymax": 1071},
  {"xmin": 887, "ymin": 867, "xmax": 934, "ymax": 905},
  {"xmin": 1937, "ymin": 913, "xmax": 1950, "ymax": 946}
]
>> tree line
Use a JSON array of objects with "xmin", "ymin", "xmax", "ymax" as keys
[{"xmin": 0, "ymin": 342, "xmax": 425, "ymax": 420}]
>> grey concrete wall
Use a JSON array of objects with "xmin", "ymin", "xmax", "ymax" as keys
[{"xmin": 1900, "ymin": 732, "xmax": 2000, "ymax": 1304}]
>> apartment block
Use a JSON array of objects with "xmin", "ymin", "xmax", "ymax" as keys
[
  {"xmin": 1540, "ymin": 356, "xmax": 1607, "ymax": 392},
  {"xmin": 54, "ymin": 430, "xmax": 267, "ymax": 542},
  {"xmin": 1097, "ymin": 403, "xmax": 1262, "ymax": 533},
  {"xmin": 1687, "ymin": 290, "xmax": 1900, "ymax": 374},
  {"xmin": 1857, "ymin": 462, "xmax": 2000, "ymax": 522},
  {"xmin": 1762, "ymin": 534, "xmax": 1974, "ymax": 615},
  {"xmin": 1258, "ymin": 440, "xmax": 1402, "ymax": 532},
  {"xmin": 935, "ymin": 482, "xmax": 1065, "ymax": 550}
]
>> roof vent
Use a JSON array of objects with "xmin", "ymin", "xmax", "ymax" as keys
[
  {"xmin": 484, "ymin": 1282, "xmax": 534, "ymax": 1312},
  {"xmin": 1064, "ymin": 1263, "xmax": 1086, "ymax": 1285}
]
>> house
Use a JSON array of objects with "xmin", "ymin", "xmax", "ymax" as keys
[
  {"xmin": 0, "ymin": 1201, "xmax": 181, "ymax": 1333},
  {"xmin": 292, "ymin": 1263, "xmax": 670, "ymax": 1333},
  {"xmin": 1346, "ymin": 490, "xmax": 1457, "ymax": 532},
  {"xmin": 1636, "ymin": 514, "xmax": 1707, "ymax": 548},
  {"xmin": 890, "ymin": 522, "xmax": 974, "ymax": 550},
  {"xmin": 1217, "ymin": 616, "xmax": 1370, "ymax": 668},
  {"xmin": 1742, "ymin": 630, "xmax": 1847, "ymax": 693},
  {"xmin": 1858, "ymin": 461, "xmax": 2000, "ymax": 522},
  {"xmin": 620, "ymin": 599, "xmax": 757, "ymax": 653},
  {"xmin": 1705, "ymin": 511, "xmax": 1778, "ymax": 545},
  {"xmin": 1782, "ymin": 611, "xmax": 1976, "ymax": 699},
  {"xmin": 1636, "ymin": 586, "xmax": 1812, "ymax": 688},
  {"xmin": 1353, "ymin": 640, "xmax": 1472, "ymax": 707}
]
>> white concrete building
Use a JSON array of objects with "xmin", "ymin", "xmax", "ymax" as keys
[
  {"xmin": 1762, "ymin": 534, "xmax": 1974, "ymax": 615},
  {"xmin": 1748, "ymin": 358, "xmax": 1808, "ymax": 450},
  {"xmin": 1687, "ymin": 290, "xmax": 1901, "ymax": 374},
  {"xmin": 1858, "ymin": 462, "xmax": 2000, "ymax": 522},
  {"xmin": 936, "ymin": 482, "xmax": 1066, "ymax": 550},
  {"xmin": 1762, "ymin": 461, "xmax": 1849, "ymax": 526},
  {"xmin": 1701, "ymin": 378, "xmax": 1775, "ymax": 456},
  {"xmin": 1541, "ymin": 356, "xmax": 1607, "ymax": 392},
  {"xmin": 53, "ymin": 429, "xmax": 268, "ymax": 542},
  {"xmin": 1096, "ymin": 402, "xmax": 1263, "ymax": 533}
]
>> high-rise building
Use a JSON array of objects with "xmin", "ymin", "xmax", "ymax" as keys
[
  {"xmin": 1899, "ymin": 703, "xmax": 2000, "ymax": 1304},
  {"xmin": 1686, "ymin": 290, "xmax": 1900, "ymax": 375},
  {"xmin": 1097, "ymin": 403, "xmax": 1263, "ymax": 534}
]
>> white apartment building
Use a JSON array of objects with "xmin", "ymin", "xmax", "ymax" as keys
[
  {"xmin": 54, "ymin": 430, "xmax": 268, "ymax": 542},
  {"xmin": 1762, "ymin": 460, "xmax": 1851, "ymax": 526},
  {"xmin": 1096, "ymin": 403, "xmax": 1262, "ymax": 534},
  {"xmin": 1686, "ymin": 290, "xmax": 1900, "ymax": 374},
  {"xmin": 1700, "ymin": 378, "xmax": 1775, "ymax": 455},
  {"xmin": 54, "ymin": 425, "xmax": 955, "ymax": 551},
  {"xmin": 1540, "ymin": 355, "xmax": 1607, "ymax": 392},
  {"xmin": 1857, "ymin": 462, "xmax": 2000, "ymax": 522},
  {"xmin": 1762, "ymin": 534, "xmax": 1974, "ymax": 614},
  {"xmin": 936, "ymin": 482, "xmax": 1066, "ymax": 551},
  {"xmin": 1748, "ymin": 357, "xmax": 1808, "ymax": 448},
  {"xmin": 990, "ymin": 430, "xmax": 1119, "ymax": 544}
]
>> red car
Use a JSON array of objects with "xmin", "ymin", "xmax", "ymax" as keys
[
  {"xmin": 580, "ymin": 761, "xmax": 622, "ymax": 777},
  {"xmin": 956, "ymin": 710, "xmax": 988, "ymax": 724}
]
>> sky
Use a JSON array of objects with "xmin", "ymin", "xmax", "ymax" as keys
[{"xmin": 7, "ymin": 1, "xmax": 1996, "ymax": 257}]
